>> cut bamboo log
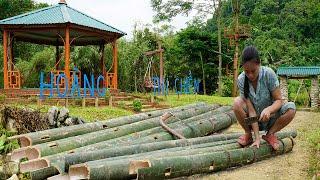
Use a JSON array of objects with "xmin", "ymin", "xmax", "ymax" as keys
[
  {"xmin": 133, "ymin": 138, "xmax": 294, "ymax": 179},
  {"xmin": 29, "ymin": 167, "xmax": 59, "ymax": 180},
  {"xmin": 131, "ymin": 111, "xmax": 236, "ymax": 144},
  {"xmin": 9, "ymin": 102, "xmax": 209, "ymax": 147},
  {"xmin": 64, "ymin": 129, "xmax": 297, "ymax": 173},
  {"xmin": 23, "ymin": 130, "xmax": 296, "ymax": 179},
  {"xmin": 19, "ymin": 107, "xmax": 235, "ymax": 174},
  {"xmin": 68, "ymin": 137, "xmax": 294, "ymax": 179},
  {"xmin": 11, "ymin": 104, "xmax": 217, "ymax": 161}
]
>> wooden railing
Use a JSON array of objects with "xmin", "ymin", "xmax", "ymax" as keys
[
  {"xmin": 106, "ymin": 73, "xmax": 117, "ymax": 89},
  {"xmin": 8, "ymin": 70, "xmax": 21, "ymax": 89}
]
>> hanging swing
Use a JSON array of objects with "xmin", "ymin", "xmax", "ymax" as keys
[{"xmin": 143, "ymin": 57, "xmax": 158, "ymax": 89}]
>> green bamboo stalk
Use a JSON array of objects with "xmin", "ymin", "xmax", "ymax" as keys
[
  {"xmin": 63, "ymin": 139, "xmax": 239, "ymax": 172},
  {"xmin": 131, "ymin": 111, "xmax": 235, "ymax": 144},
  {"xmin": 72, "ymin": 106, "xmax": 233, "ymax": 149},
  {"xmin": 12, "ymin": 104, "xmax": 217, "ymax": 161},
  {"xmin": 29, "ymin": 167, "xmax": 58, "ymax": 180},
  {"xmin": 22, "ymin": 130, "xmax": 296, "ymax": 179},
  {"xmin": 10, "ymin": 103, "xmax": 210, "ymax": 147},
  {"xmin": 20, "ymin": 131, "xmax": 242, "ymax": 174},
  {"xmin": 134, "ymin": 138, "xmax": 294, "ymax": 179},
  {"xmin": 68, "ymin": 137, "xmax": 294, "ymax": 180},
  {"xmin": 64, "ymin": 130, "xmax": 295, "ymax": 176}
]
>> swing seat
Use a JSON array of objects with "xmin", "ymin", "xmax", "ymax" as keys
[{"xmin": 144, "ymin": 79, "xmax": 158, "ymax": 88}]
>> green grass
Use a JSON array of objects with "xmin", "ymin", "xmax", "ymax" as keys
[
  {"xmin": 159, "ymin": 94, "xmax": 234, "ymax": 107},
  {"xmin": 10, "ymin": 94, "xmax": 233, "ymax": 122},
  {"xmin": 68, "ymin": 106, "xmax": 133, "ymax": 122},
  {"xmin": 14, "ymin": 104, "xmax": 133, "ymax": 122},
  {"xmin": 306, "ymin": 128, "xmax": 320, "ymax": 177}
]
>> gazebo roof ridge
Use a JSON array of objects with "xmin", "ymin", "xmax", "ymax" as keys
[
  {"xmin": 0, "ymin": 2, "xmax": 126, "ymax": 36},
  {"xmin": 65, "ymin": 4, "xmax": 126, "ymax": 35},
  {"xmin": 0, "ymin": 5, "xmax": 59, "ymax": 24}
]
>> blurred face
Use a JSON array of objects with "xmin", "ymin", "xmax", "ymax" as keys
[{"xmin": 243, "ymin": 60, "xmax": 260, "ymax": 82}]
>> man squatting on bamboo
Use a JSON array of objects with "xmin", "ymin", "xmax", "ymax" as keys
[{"xmin": 233, "ymin": 46, "xmax": 296, "ymax": 150}]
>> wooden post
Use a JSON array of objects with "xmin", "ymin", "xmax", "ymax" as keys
[
  {"xmin": 56, "ymin": 44, "xmax": 59, "ymax": 70},
  {"xmin": 65, "ymin": 98, "xmax": 69, "ymax": 107},
  {"xmin": 100, "ymin": 44, "xmax": 106, "ymax": 87},
  {"xmin": 9, "ymin": 33, "xmax": 14, "ymax": 71},
  {"xmin": 82, "ymin": 98, "xmax": 86, "ymax": 107},
  {"xmin": 232, "ymin": 2, "xmax": 240, "ymax": 97},
  {"xmin": 3, "ymin": 30, "xmax": 8, "ymax": 89},
  {"xmin": 112, "ymin": 40, "xmax": 118, "ymax": 89},
  {"xmin": 37, "ymin": 99, "xmax": 42, "ymax": 106},
  {"xmin": 65, "ymin": 26, "xmax": 70, "ymax": 87},
  {"xmin": 279, "ymin": 76, "xmax": 288, "ymax": 102},
  {"xmin": 159, "ymin": 43, "xmax": 164, "ymax": 95},
  {"xmin": 108, "ymin": 96, "xmax": 113, "ymax": 107},
  {"xmin": 95, "ymin": 97, "xmax": 99, "ymax": 107},
  {"xmin": 310, "ymin": 76, "xmax": 319, "ymax": 109}
]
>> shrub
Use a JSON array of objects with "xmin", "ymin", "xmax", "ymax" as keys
[
  {"xmin": 118, "ymin": 101, "xmax": 126, "ymax": 109},
  {"xmin": 132, "ymin": 99, "xmax": 142, "ymax": 112},
  {"xmin": 104, "ymin": 89, "xmax": 111, "ymax": 102},
  {"xmin": 0, "ymin": 128, "xmax": 19, "ymax": 155},
  {"xmin": 221, "ymin": 76, "xmax": 233, "ymax": 97},
  {"xmin": 0, "ymin": 94, "xmax": 6, "ymax": 103},
  {"xmin": 288, "ymin": 79, "xmax": 310, "ymax": 106}
]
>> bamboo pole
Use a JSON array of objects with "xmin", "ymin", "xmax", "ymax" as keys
[
  {"xmin": 12, "ymin": 104, "xmax": 216, "ymax": 161},
  {"xmin": 9, "ymin": 103, "xmax": 209, "ymax": 147},
  {"xmin": 19, "ymin": 106, "xmax": 234, "ymax": 173},
  {"xmin": 134, "ymin": 138, "xmax": 294, "ymax": 179},
  {"xmin": 20, "ymin": 132, "xmax": 241, "ymax": 177},
  {"xmin": 68, "ymin": 137, "xmax": 294, "ymax": 179}
]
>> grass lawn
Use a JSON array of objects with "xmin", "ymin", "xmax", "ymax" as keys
[
  {"xmin": 159, "ymin": 94, "xmax": 234, "ymax": 107},
  {"xmin": 13, "ymin": 103, "xmax": 133, "ymax": 122}
]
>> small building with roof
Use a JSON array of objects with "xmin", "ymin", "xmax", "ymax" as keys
[{"xmin": 277, "ymin": 66, "xmax": 320, "ymax": 109}]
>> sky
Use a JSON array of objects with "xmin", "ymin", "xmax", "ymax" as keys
[{"xmin": 34, "ymin": 0, "xmax": 196, "ymax": 39}]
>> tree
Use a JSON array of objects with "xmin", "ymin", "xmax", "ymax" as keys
[{"xmin": 151, "ymin": 0, "xmax": 224, "ymax": 95}]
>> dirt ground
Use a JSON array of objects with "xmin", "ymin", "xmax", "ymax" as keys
[{"xmin": 188, "ymin": 110, "xmax": 320, "ymax": 180}]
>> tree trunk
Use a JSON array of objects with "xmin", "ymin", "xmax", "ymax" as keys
[
  {"xmin": 217, "ymin": 0, "xmax": 223, "ymax": 96},
  {"xmin": 199, "ymin": 52, "xmax": 206, "ymax": 95}
]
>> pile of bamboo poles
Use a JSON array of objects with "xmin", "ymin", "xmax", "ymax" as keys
[{"xmin": 6, "ymin": 102, "xmax": 297, "ymax": 179}]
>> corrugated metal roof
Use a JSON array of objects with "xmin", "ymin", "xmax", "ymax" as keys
[
  {"xmin": 277, "ymin": 66, "xmax": 320, "ymax": 76},
  {"xmin": 0, "ymin": 3, "xmax": 126, "ymax": 35}
]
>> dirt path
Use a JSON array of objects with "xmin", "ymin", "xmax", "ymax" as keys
[{"xmin": 190, "ymin": 111, "xmax": 319, "ymax": 180}]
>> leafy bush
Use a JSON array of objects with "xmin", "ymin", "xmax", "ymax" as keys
[
  {"xmin": 288, "ymin": 80, "xmax": 310, "ymax": 106},
  {"xmin": 0, "ymin": 94, "xmax": 6, "ymax": 103},
  {"xmin": 0, "ymin": 128, "xmax": 19, "ymax": 154},
  {"xmin": 132, "ymin": 99, "xmax": 142, "ymax": 112},
  {"xmin": 221, "ymin": 76, "xmax": 233, "ymax": 97},
  {"xmin": 118, "ymin": 101, "xmax": 126, "ymax": 109},
  {"xmin": 104, "ymin": 89, "xmax": 111, "ymax": 102},
  {"xmin": 74, "ymin": 98, "xmax": 82, "ymax": 106}
]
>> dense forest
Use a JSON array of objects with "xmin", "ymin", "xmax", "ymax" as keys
[{"xmin": 0, "ymin": 0, "xmax": 319, "ymax": 98}]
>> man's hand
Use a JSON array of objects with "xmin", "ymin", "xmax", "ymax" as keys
[
  {"xmin": 259, "ymin": 107, "xmax": 271, "ymax": 122},
  {"xmin": 251, "ymin": 138, "xmax": 260, "ymax": 148}
]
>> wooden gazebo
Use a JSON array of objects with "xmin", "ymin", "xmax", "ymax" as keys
[{"xmin": 0, "ymin": 0, "xmax": 126, "ymax": 90}]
